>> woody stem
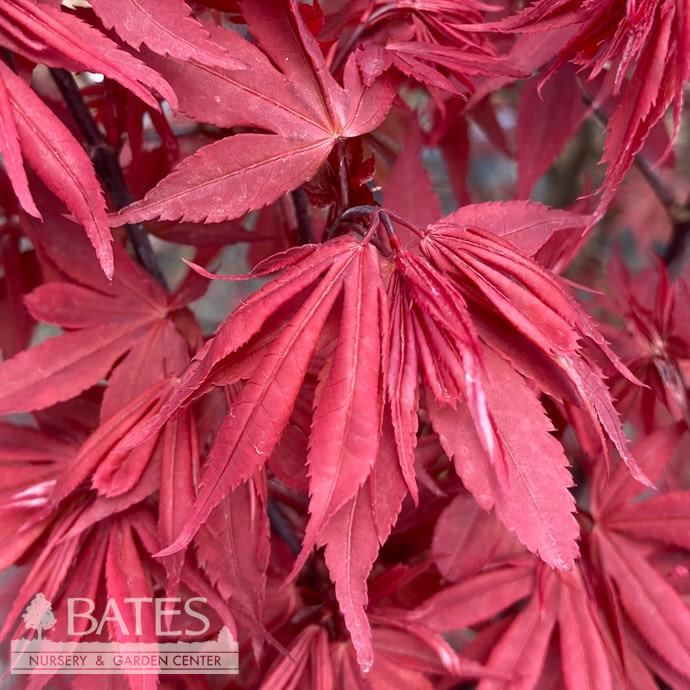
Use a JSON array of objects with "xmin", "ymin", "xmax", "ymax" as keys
[{"xmin": 49, "ymin": 68, "xmax": 168, "ymax": 288}]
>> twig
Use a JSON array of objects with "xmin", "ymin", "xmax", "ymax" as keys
[
  {"xmin": 662, "ymin": 201, "xmax": 690, "ymax": 280},
  {"xmin": 584, "ymin": 92, "xmax": 690, "ymax": 278},
  {"xmin": 50, "ymin": 68, "xmax": 168, "ymax": 288},
  {"xmin": 633, "ymin": 155, "xmax": 677, "ymax": 212},
  {"xmin": 267, "ymin": 498, "xmax": 301, "ymax": 557}
]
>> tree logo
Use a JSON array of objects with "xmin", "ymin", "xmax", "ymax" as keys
[{"xmin": 22, "ymin": 593, "xmax": 56, "ymax": 640}]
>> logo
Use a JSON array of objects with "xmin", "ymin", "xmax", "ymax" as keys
[{"xmin": 11, "ymin": 594, "xmax": 239, "ymax": 676}]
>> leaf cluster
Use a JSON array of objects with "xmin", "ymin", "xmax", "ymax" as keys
[{"xmin": 0, "ymin": 1, "xmax": 689, "ymax": 688}]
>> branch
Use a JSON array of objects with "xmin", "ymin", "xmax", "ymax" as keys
[{"xmin": 49, "ymin": 68, "xmax": 168, "ymax": 288}]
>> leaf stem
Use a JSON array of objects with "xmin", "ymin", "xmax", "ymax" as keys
[
  {"xmin": 49, "ymin": 68, "xmax": 168, "ymax": 289},
  {"xmin": 385, "ymin": 209, "xmax": 425, "ymax": 237},
  {"xmin": 291, "ymin": 188, "xmax": 315, "ymax": 245},
  {"xmin": 336, "ymin": 140, "xmax": 349, "ymax": 210},
  {"xmin": 327, "ymin": 204, "xmax": 378, "ymax": 239}
]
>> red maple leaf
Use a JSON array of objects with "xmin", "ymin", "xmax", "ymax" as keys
[
  {"xmin": 0, "ymin": 211, "xmax": 198, "ymax": 418},
  {"xmin": 112, "ymin": 0, "xmax": 394, "ymax": 227},
  {"xmin": 599, "ymin": 252, "xmax": 690, "ymax": 433}
]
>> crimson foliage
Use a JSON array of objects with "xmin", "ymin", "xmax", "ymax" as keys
[{"xmin": 1, "ymin": 1, "xmax": 689, "ymax": 688}]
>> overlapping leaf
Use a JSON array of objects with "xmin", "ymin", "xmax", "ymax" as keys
[
  {"xmin": 0, "ymin": 244, "xmax": 188, "ymax": 417},
  {"xmin": 479, "ymin": 0, "xmax": 690, "ymax": 217},
  {"xmin": 584, "ymin": 423, "xmax": 690, "ymax": 683},
  {"xmin": 411, "ymin": 423, "xmax": 689, "ymax": 688},
  {"xmin": 418, "ymin": 219, "xmax": 648, "ymax": 484},
  {"xmin": 318, "ymin": 414, "xmax": 408, "ymax": 670},
  {"xmin": 427, "ymin": 349, "xmax": 579, "ymax": 570},
  {"xmin": 0, "ymin": 1, "xmax": 687, "ymax": 687},
  {"xmin": 0, "ymin": 0, "xmax": 177, "ymax": 276},
  {"xmin": 0, "ymin": 0, "xmax": 176, "ymax": 109},
  {"xmin": 332, "ymin": 0, "xmax": 514, "ymax": 96},
  {"xmin": 0, "ymin": 61, "xmax": 114, "ymax": 277}
]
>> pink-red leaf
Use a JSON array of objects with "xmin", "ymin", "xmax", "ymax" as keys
[
  {"xmin": 412, "ymin": 565, "xmax": 536, "ymax": 632},
  {"xmin": 113, "ymin": 133, "xmax": 334, "ymax": 225},
  {"xmin": 0, "ymin": 73, "xmax": 38, "ymax": 217},
  {"xmin": 89, "ymin": 0, "xmax": 244, "ymax": 69},
  {"xmin": 557, "ymin": 568, "xmax": 612, "ymax": 690},
  {"xmin": 604, "ymin": 492, "xmax": 690, "ymax": 551},
  {"xmin": 429, "ymin": 350, "xmax": 579, "ymax": 569},
  {"xmin": 1, "ymin": 0, "xmax": 176, "ymax": 110},
  {"xmin": 477, "ymin": 571, "xmax": 559, "ymax": 690},
  {"xmin": 427, "ymin": 201, "xmax": 590, "ymax": 267},
  {"xmin": 516, "ymin": 64, "xmax": 585, "ymax": 198},
  {"xmin": 296, "ymin": 242, "xmax": 385, "ymax": 571},
  {"xmin": 158, "ymin": 241, "xmax": 361, "ymax": 554},
  {"xmin": 0, "ymin": 325, "xmax": 144, "ymax": 416},
  {"xmin": 195, "ymin": 474, "xmax": 270, "ymax": 624},
  {"xmin": 0, "ymin": 62, "xmax": 113, "ymax": 277},
  {"xmin": 432, "ymin": 492, "xmax": 511, "ymax": 582},
  {"xmin": 318, "ymin": 414, "xmax": 407, "ymax": 672},
  {"xmin": 594, "ymin": 529, "xmax": 690, "ymax": 680}
]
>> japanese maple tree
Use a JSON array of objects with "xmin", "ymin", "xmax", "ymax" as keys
[{"xmin": 0, "ymin": 0, "xmax": 689, "ymax": 688}]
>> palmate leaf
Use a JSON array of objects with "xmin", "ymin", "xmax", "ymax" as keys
[
  {"xmin": 377, "ymin": 203, "xmax": 651, "ymax": 570},
  {"xmin": 416, "ymin": 537, "xmax": 613, "ymax": 690},
  {"xmin": 466, "ymin": 565, "xmax": 614, "ymax": 690},
  {"xmin": 295, "ymin": 231, "xmax": 387, "ymax": 571},
  {"xmin": 155, "ymin": 236, "xmax": 388, "ymax": 557},
  {"xmin": 0, "ymin": 244, "xmax": 186, "ymax": 417},
  {"xmin": 113, "ymin": 0, "xmax": 394, "ymax": 227},
  {"xmin": 418, "ymin": 220, "xmax": 649, "ymax": 485},
  {"xmin": 478, "ymin": 569, "xmax": 560, "ymax": 690},
  {"xmin": 424, "ymin": 425, "xmax": 689, "ymax": 686},
  {"xmin": 131, "ymin": 234, "xmax": 396, "ymax": 673},
  {"xmin": 584, "ymin": 424, "xmax": 690, "ymax": 683}
]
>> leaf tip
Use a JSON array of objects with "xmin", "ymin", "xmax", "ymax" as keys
[{"xmin": 155, "ymin": 534, "xmax": 191, "ymax": 558}]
